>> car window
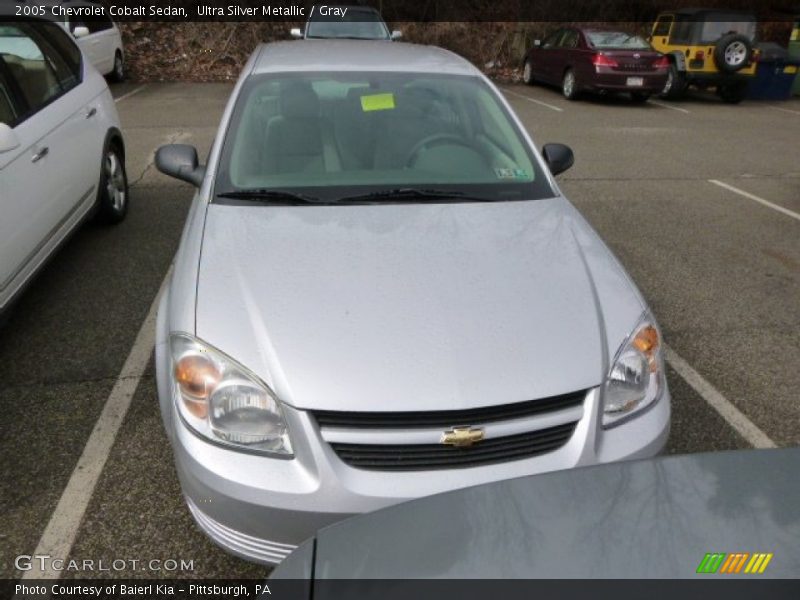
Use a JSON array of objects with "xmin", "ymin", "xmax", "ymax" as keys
[
  {"xmin": 559, "ymin": 30, "xmax": 580, "ymax": 49},
  {"xmin": 0, "ymin": 69, "xmax": 19, "ymax": 125},
  {"xmin": 541, "ymin": 30, "xmax": 562, "ymax": 49},
  {"xmin": 652, "ymin": 16, "xmax": 673, "ymax": 37},
  {"xmin": 85, "ymin": 16, "xmax": 115, "ymax": 34},
  {"xmin": 0, "ymin": 23, "xmax": 81, "ymax": 118},
  {"xmin": 306, "ymin": 11, "xmax": 389, "ymax": 40},
  {"xmin": 699, "ymin": 19, "xmax": 756, "ymax": 43},
  {"xmin": 217, "ymin": 72, "xmax": 554, "ymax": 203},
  {"xmin": 587, "ymin": 32, "xmax": 652, "ymax": 50},
  {"xmin": 669, "ymin": 17, "xmax": 694, "ymax": 44}
]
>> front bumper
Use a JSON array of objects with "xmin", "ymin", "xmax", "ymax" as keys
[{"xmin": 168, "ymin": 384, "xmax": 670, "ymax": 564}]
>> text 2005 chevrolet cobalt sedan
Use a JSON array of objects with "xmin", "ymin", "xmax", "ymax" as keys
[{"xmin": 154, "ymin": 41, "xmax": 670, "ymax": 564}]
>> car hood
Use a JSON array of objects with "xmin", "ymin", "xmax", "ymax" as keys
[
  {"xmin": 196, "ymin": 197, "xmax": 644, "ymax": 412},
  {"xmin": 273, "ymin": 448, "xmax": 800, "ymax": 580}
]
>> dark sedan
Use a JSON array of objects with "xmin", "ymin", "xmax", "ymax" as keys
[{"xmin": 523, "ymin": 27, "xmax": 670, "ymax": 102}]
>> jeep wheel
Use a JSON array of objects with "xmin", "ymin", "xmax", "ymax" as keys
[
  {"xmin": 660, "ymin": 63, "xmax": 687, "ymax": 99},
  {"xmin": 714, "ymin": 34, "xmax": 752, "ymax": 74},
  {"xmin": 718, "ymin": 82, "xmax": 748, "ymax": 104}
]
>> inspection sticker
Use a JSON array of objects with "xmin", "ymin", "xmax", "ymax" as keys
[
  {"xmin": 361, "ymin": 93, "xmax": 396, "ymax": 112},
  {"xmin": 494, "ymin": 168, "xmax": 529, "ymax": 180}
]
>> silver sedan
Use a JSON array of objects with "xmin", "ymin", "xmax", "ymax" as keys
[{"xmin": 154, "ymin": 40, "xmax": 671, "ymax": 564}]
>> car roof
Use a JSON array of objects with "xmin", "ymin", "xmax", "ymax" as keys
[{"xmin": 251, "ymin": 41, "xmax": 481, "ymax": 76}]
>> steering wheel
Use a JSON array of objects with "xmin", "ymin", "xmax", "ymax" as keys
[{"xmin": 405, "ymin": 133, "xmax": 475, "ymax": 168}]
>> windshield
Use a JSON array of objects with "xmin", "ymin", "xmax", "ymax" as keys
[
  {"xmin": 216, "ymin": 72, "xmax": 552, "ymax": 203},
  {"xmin": 587, "ymin": 31, "xmax": 651, "ymax": 50},
  {"xmin": 306, "ymin": 12, "xmax": 390, "ymax": 40}
]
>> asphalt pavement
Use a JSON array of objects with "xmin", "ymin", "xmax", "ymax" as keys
[{"xmin": 1, "ymin": 80, "xmax": 798, "ymax": 580}]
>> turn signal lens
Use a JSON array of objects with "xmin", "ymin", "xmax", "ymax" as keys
[
  {"xmin": 653, "ymin": 56, "xmax": 670, "ymax": 69},
  {"xmin": 174, "ymin": 355, "xmax": 220, "ymax": 418},
  {"xmin": 633, "ymin": 325, "xmax": 660, "ymax": 372},
  {"xmin": 592, "ymin": 53, "xmax": 619, "ymax": 68}
]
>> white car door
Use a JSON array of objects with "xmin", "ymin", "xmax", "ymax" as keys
[
  {"xmin": 0, "ymin": 22, "xmax": 99, "ymax": 309},
  {"xmin": 72, "ymin": 15, "xmax": 117, "ymax": 75}
]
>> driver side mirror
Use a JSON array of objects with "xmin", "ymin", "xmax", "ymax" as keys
[
  {"xmin": 290, "ymin": 28, "xmax": 303, "ymax": 39},
  {"xmin": 542, "ymin": 143, "xmax": 574, "ymax": 176},
  {"xmin": 391, "ymin": 30, "xmax": 403, "ymax": 40},
  {"xmin": 155, "ymin": 144, "xmax": 206, "ymax": 187},
  {"xmin": 72, "ymin": 26, "xmax": 90, "ymax": 39},
  {"xmin": 0, "ymin": 123, "xmax": 20, "ymax": 154}
]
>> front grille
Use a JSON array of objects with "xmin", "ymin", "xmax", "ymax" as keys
[
  {"xmin": 330, "ymin": 422, "xmax": 577, "ymax": 471},
  {"xmin": 313, "ymin": 390, "xmax": 585, "ymax": 429}
]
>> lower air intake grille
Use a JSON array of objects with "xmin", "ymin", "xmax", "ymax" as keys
[{"xmin": 330, "ymin": 422, "xmax": 577, "ymax": 471}]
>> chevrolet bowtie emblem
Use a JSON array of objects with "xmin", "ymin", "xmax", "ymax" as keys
[{"xmin": 441, "ymin": 426, "xmax": 485, "ymax": 447}]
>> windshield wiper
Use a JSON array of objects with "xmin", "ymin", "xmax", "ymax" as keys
[
  {"xmin": 216, "ymin": 189, "xmax": 328, "ymax": 205},
  {"xmin": 336, "ymin": 188, "xmax": 495, "ymax": 204}
]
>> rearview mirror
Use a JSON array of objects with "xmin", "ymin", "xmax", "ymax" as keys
[
  {"xmin": 290, "ymin": 28, "xmax": 303, "ymax": 39},
  {"xmin": 391, "ymin": 30, "xmax": 403, "ymax": 40},
  {"xmin": 542, "ymin": 143, "xmax": 574, "ymax": 176},
  {"xmin": 72, "ymin": 26, "xmax": 90, "ymax": 39},
  {"xmin": 0, "ymin": 123, "xmax": 20, "ymax": 154},
  {"xmin": 155, "ymin": 144, "xmax": 205, "ymax": 187}
]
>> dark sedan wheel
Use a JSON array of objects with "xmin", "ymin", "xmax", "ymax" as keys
[
  {"xmin": 562, "ymin": 69, "xmax": 579, "ymax": 100},
  {"xmin": 522, "ymin": 59, "xmax": 534, "ymax": 85},
  {"xmin": 630, "ymin": 92, "xmax": 651, "ymax": 103},
  {"xmin": 94, "ymin": 144, "xmax": 128, "ymax": 224}
]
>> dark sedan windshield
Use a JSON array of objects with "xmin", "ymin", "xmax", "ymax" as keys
[
  {"xmin": 587, "ymin": 32, "xmax": 652, "ymax": 50},
  {"xmin": 215, "ymin": 72, "xmax": 553, "ymax": 203}
]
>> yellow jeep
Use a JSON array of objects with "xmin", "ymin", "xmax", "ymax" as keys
[{"xmin": 649, "ymin": 8, "xmax": 758, "ymax": 103}]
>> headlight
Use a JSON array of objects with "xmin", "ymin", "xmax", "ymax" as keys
[
  {"xmin": 170, "ymin": 333, "xmax": 293, "ymax": 455},
  {"xmin": 602, "ymin": 315, "xmax": 665, "ymax": 427}
]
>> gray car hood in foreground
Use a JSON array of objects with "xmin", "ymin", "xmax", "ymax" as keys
[
  {"xmin": 279, "ymin": 448, "xmax": 800, "ymax": 579},
  {"xmin": 196, "ymin": 197, "xmax": 645, "ymax": 412}
]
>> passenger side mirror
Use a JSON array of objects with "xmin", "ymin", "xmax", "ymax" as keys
[
  {"xmin": 542, "ymin": 143, "xmax": 574, "ymax": 176},
  {"xmin": 290, "ymin": 28, "xmax": 303, "ymax": 39},
  {"xmin": 155, "ymin": 144, "xmax": 205, "ymax": 187},
  {"xmin": 72, "ymin": 26, "xmax": 90, "ymax": 39},
  {"xmin": 0, "ymin": 123, "xmax": 20, "ymax": 154},
  {"xmin": 391, "ymin": 30, "xmax": 403, "ymax": 40}
]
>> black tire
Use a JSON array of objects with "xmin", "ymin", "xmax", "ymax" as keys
[
  {"xmin": 522, "ymin": 58, "xmax": 535, "ymax": 85},
  {"xmin": 562, "ymin": 68, "xmax": 579, "ymax": 100},
  {"xmin": 718, "ymin": 81, "xmax": 748, "ymax": 104},
  {"xmin": 660, "ymin": 63, "xmax": 687, "ymax": 99},
  {"xmin": 94, "ymin": 142, "xmax": 128, "ymax": 224},
  {"xmin": 630, "ymin": 91, "xmax": 651, "ymax": 103},
  {"xmin": 109, "ymin": 51, "xmax": 125, "ymax": 82},
  {"xmin": 714, "ymin": 34, "xmax": 752, "ymax": 74}
]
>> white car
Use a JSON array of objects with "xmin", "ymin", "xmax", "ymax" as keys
[
  {"xmin": 51, "ymin": 0, "xmax": 125, "ymax": 81},
  {"xmin": 0, "ymin": 20, "xmax": 128, "ymax": 313}
]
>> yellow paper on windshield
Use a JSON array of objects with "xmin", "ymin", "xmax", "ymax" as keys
[{"xmin": 361, "ymin": 93, "xmax": 395, "ymax": 112}]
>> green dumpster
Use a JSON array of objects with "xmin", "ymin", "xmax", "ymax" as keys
[{"xmin": 790, "ymin": 20, "xmax": 800, "ymax": 95}]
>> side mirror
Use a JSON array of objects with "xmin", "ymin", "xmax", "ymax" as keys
[
  {"xmin": 72, "ymin": 26, "xmax": 90, "ymax": 39},
  {"xmin": 155, "ymin": 144, "xmax": 205, "ymax": 187},
  {"xmin": 290, "ymin": 28, "xmax": 303, "ymax": 39},
  {"xmin": 391, "ymin": 30, "xmax": 403, "ymax": 40},
  {"xmin": 542, "ymin": 143, "xmax": 574, "ymax": 176},
  {"xmin": 0, "ymin": 123, "xmax": 20, "ymax": 154},
  {"xmin": 533, "ymin": 39, "xmax": 541, "ymax": 47}
]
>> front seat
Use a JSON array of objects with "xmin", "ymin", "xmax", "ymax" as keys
[{"xmin": 263, "ymin": 82, "xmax": 325, "ymax": 174}]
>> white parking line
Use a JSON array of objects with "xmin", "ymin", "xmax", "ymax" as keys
[
  {"xmin": 649, "ymin": 100, "xmax": 690, "ymax": 114},
  {"xmin": 114, "ymin": 84, "xmax": 147, "ymax": 104},
  {"xmin": 501, "ymin": 87, "xmax": 564, "ymax": 112},
  {"xmin": 22, "ymin": 271, "xmax": 170, "ymax": 580},
  {"xmin": 665, "ymin": 345, "xmax": 776, "ymax": 449},
  {"xmin": 768, "ymin": 105, "xmax": 800, "ymax": 116},
  {"xmin": 709, "ymin": 179, "xmax": 800, "ymax": 223}
]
